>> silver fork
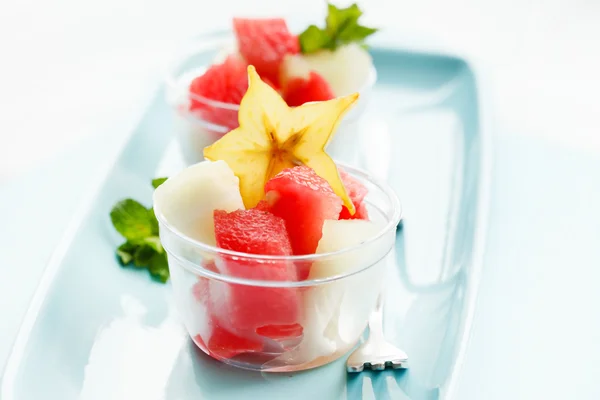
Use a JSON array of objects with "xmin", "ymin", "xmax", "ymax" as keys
[{"xmin": 346, "ymin": 293, "xmax": 408, "ymax": 372}]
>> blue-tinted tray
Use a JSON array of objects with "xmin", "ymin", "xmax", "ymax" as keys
[{"xmin": 1, "ymin": 33, "xmax": 491, "ymax": 400}]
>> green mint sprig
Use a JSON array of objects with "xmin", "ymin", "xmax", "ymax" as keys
[
  {"xmin": 109, "ymin": 177, "xmax": 169, "ymax": 283},
  {"xmin": 299, "ymin": 3, "xmax": 378, "ymax": 54}
]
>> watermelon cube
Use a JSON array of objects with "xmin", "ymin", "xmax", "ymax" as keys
[
  {"xmin": 194, "ymin": 322, "xmax": 263, "ymax": 359},
  {"xmin": 189, "ymin": 55, "xmax": 248, "ymax": 130},
  {"xmin": 211, "ymin": 209, "xmax": 301, "ymax": 339},
  {"xmin": 282, "ymin": 71, "xmax": 335, "ymax": 107},
  {"xmin": 192, "ymin": 274, "xmax": 265, "ymax": 359},
  {"xmin": 338, "ymin": 169, "xmax": 370, "ymax": 220},
  {"xmin": 263, "ymin": 166, "xmax": 343, "ymax": 257},
  {"xmin": 233, "ymin": 18, "xmax": 300, "ymax": 87}
]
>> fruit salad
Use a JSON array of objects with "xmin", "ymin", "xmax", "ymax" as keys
[
  {"xmin": 167, "ymin": 3, "xmax": 377, "ymax": 166},
  {"xmin": 154, "ymin": 66, "xmax": 400, "ymax": 372}
]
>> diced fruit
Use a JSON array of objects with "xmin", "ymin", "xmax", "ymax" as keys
[
  {"xmin": 193, "ymin": 278, "xmax": 262, "ymax": 359},
  {"xmin": 279, "ymin": 54, "xmax": 311, "ymax": 87},
  {"xmin": 299, "ymin": 44, "xmax": 373, "ymax": 96},
  {"xmin": 338, "ymin": 169, "xmax": 369, "ymax": 220},
  {"xmin": 312, "ymin": 219, "xmax": 383, "ymax": 277},
  {"xmin": 307, "ymin": 219, "xmax": 385, "ymax": 345},
  {"xmin": 311, "ymin": 219, "xmax": 384, "ymax": 277},
  {"xmin": 255, "ymin": 323, "xmax": 304, "ymax": 340},
  {"xmin": 211, "ymin": 209, "xmax": 301, "ymax": 336},
  {"xmin": 205, "ymin": 322, "xmax": 263, "ymax": 358},
  {"xmin": 354, "ymin": 202, "xmax": 370, "ymax": 220},
  {"xmin": 280, "ymin": 54, "xmax": 335, "ymax": 106},
  {"xmin": 194, "ymin": 320, "xmax": 263, "ymax": 359},
  {"xmin": 262, "ymin": 166, "xmax": 342, "ymax": 257},
  {"xmin": 283, "ymin": 71, "xmax": 335, "ymax": 107},
  {"xmin": 233, "ymin": 18, "xmax": 300, "ymax": 86},
  {"xmin": 189, "ymin": 55, "xmax": 248, "ymax": 129},
  {"xmin": 153, "ymin": 160, "xmax": 244, "ymax": 246},
  {"xmin": 283, "ymin": 219, "xmax": 385, "ymax": 364},
  {"xmin": 203, "ymin": 66, "xmax": 357, "ymax": 212},
  {"xmin": 191, "ymin": 260, "xmax": 217, "ymax": 302},
  {"xmin": 189, "ymin": 55, "xmax": 248, "ymax": 106},
  {"xmin": 192, "ymin": 277, "xmax": 209, "ymax": 303},
  {"xmin": 193, "ymin": 265, "xmax": 294, "ymax": 358},
  {"xmin": 279, "ymin": 53, "xmax": 311, "ymax": 86},
  {"xmin": 254, "ymin": 200, "xmax": 271, "ymax": 212},
  {"xmin": 214, "ymin": 209, "xmax": 292, "ymax": 256}
]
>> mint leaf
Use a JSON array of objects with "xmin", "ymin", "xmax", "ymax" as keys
[
  {"xmin": 116, "ymin": 249, "xmax": 133, "ymax": 265},
  {"xmin": 109, "ymin": 179, "xmax": 170, "ymax": 283},
  {"xmin": 299, "ymin": 3, "xmax": 378, "ymax": 54},
  {"xmin": 299, "ymin": 25, "xmax": 331, "ymax": 54},
  {"xmin": 142, "ymin": 236, "xmax": 163, "ymax": 252},
  {"xmin": 152, "ymin": 177, "xmax": 168, "ymax": 189},
  {"xmin": 116, "ymin": 241, "xmax": 137, "ymax": 265},
  {"xmin": 338, "ymin": 24, "xmax": 377, "ymax": 43},
  {"xmin": 110, "ymin": 199, "xmax": 155, "ymax": 240},
  {"xmin": 148, "ymin": 252, "xmax": 169, "ymax": 283},
  {"xmin": 133, "ymin": 244, "xmax": 156, "ymax": 267},
  {"xmin": 115, "ymin": 238, "xmax": 169, "ymax": 282},
  {"xmin": 115, "ymin": 237, "xmax": 162, "ymax": 267},
  {"xmin": 149, "ymin": 208, "xmax": 159, "ymax": 235},
  {"xmin": 326, "ymin": 3, "xmax": 362, "ymax": 37}
]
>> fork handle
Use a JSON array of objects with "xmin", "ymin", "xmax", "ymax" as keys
[{"xmin": 367, "ymin": 292, "xmax": 385, "ymax": 342}]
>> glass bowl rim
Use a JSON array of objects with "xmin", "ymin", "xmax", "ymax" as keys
[
  {"xmin": 164, "ymin": 30, "xmax": 378, "ymax": 112},
  {"xmin": 154, "ymin": 162, "xmax": 402, "ymax": 286}
]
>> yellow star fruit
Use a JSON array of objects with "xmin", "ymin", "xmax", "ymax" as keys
[{"xmin": 203, "ymin": 65, "xmax": 358, "ymax": 213}]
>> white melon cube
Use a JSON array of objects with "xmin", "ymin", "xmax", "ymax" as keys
[
  {"xmin": 290, "ymin": 219, "xmax": 385, "ymax": 361},
  {"xmin": 280, "ymin": 44, "xmax": 373, "ymax": 97},
  {"xmin": 153, "ymin": 160, "xmax": 244, "ymax": 246},
  {"xmin": 310, "ymin": 219, "xmax": 384, "ymax": 278}
]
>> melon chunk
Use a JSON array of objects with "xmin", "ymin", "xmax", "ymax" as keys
[
  {"xmin": 152, "ymin": 160, "xmax": 244, "ymax": 246},
  {"xmin": 233, "ymin": 18, "xmax": 300, "ymax": 87},
  {"xmin": 312, "ymin": 220, "xmax": 386, "ymax": 344},
  {"xmin": 194, "ymin": 322, "xmax": 263, "ymax": 359},
  {"xmin": 300, "ymin": 44, "xmax": 373, "ymax": 96},
  {"xmin": 310, "ymin": 219, "xmax": 383, "ymax": 278},
  {"xmin": 263, "ymin": 166, "xmax": 343, "ymax": 256},
  {"xmin": 211, "ymin": 209, "xmax": 301, "ymax": 339},
  {"xmin": 192, "ymin": 275, "xmax": 264, "ymax": 359},
  {"xmin": 338, "ymin": 169, "xmax": 369, "ymax": 220},
  {"xmin": 277, "ymin": 219, "xmax": 385, "ymax": 362}
]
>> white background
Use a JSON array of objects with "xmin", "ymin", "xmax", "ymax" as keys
[{"xmin": 0, "ymin": 0, "xmax": 599, "ymax": 181}]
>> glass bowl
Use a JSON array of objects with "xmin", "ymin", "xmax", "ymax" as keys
[
  {"xmin": 153, "ymin": 162, "xmax": 402, "ymax": 372},
  {"xmin": 165, "ymin": 33, "xmax": 377, "ymax": 167}
]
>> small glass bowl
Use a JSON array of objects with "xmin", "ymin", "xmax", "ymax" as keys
[
  {"xmin": 165, "ymin": 33, "xmax": 377, "ymax": 167},
  {"xmin": 153, "ymin": 162, "xmax": 401, "ymax": 372}
]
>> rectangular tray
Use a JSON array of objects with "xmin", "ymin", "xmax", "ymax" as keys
[{"xmin": 1, "ymin": 36, "xmax": 490, "ymax": 400}]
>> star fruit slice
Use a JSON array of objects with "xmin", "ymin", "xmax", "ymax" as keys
[{"xmin": 203, "ymin": 65, "xmax": 357, "ymax": 214}]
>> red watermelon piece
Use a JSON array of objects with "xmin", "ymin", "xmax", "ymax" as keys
[
  {"xmin": 193, "ymin": 280, "xmax": 301, "ymax": 358},
  {"xmin": 189, "ymin": 55, "xmax": 248, "ymax": 106},
  {"xmin": 188, "ymin": 55, "xmax": 247, "ymax": 130},
  {"xmin": 254, "ymin": 199, "xmax": 271, "ymax": 212},
  {"xmin": 212, "ymin": 209, "xmax": 301, "ymax": 338},
  {"xmin": 283, "ymin": 71, "xmax": 335, "ymax": 107},
  {"xmin": 263, "ymin": 166, "xmax": 343, "ymax": 258},
  {"xmin": 353, "ymin": 201, "xmax": 370, "ymax": 220},
  {"xmin": 193, "ymin": 323, "xmax": 263, "ymax": 359},
  {"xmin": 338, "ymin": 169, "xmax": 370, "ymax": 220},
  {"xmin": 192, "ymin": 275, "xmax": 265, "ymax": 359},
  {"xmin": 233, "ymin": 18, "xmax": 299, "ymax": 87},
  {"xmin": 255, "ymin": 323, "xmax": 304, "ymax": 341}
]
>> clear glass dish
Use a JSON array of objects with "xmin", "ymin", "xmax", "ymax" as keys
[
  {"xmin": 153, "ymin": 162, "xmax": 401, "ymax": 372},
  {"xmin": 165, "ymin": 33, "xmax": 377, "ymax": 167}
]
